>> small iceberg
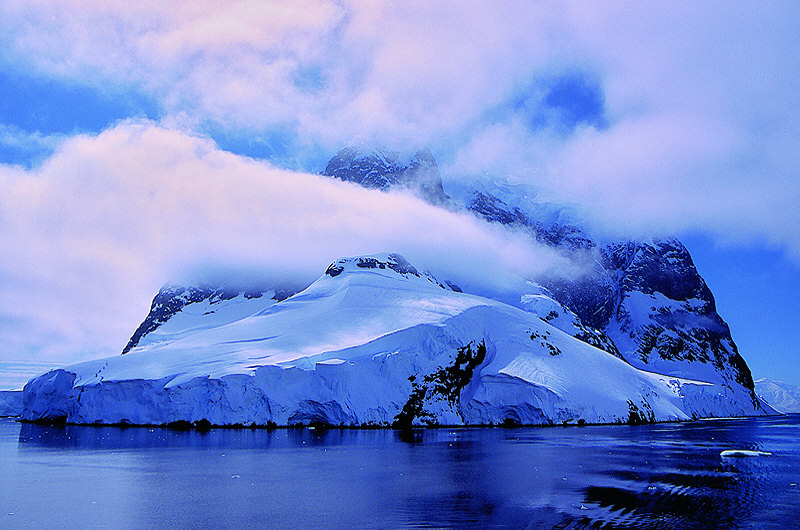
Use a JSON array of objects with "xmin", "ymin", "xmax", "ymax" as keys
[{"xmin": 720, "ymin": 449, "xmax": 772, "ymax": 458}]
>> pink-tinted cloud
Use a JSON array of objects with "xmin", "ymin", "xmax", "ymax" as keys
[
  {"xmin": 0, "ymin": 121, "xmax": 567, "ymax": 374},
  {"xmin": 2, "ymin": 2, "xmax": 797, "ymax": 257}
]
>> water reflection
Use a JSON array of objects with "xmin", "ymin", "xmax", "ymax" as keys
[
  {"xmin": 572, "ymin": 417, "xmax": 800, "ymax": 529},
  {"xmin": 5, "ymin": 416, "xmax": 800, "ymax": 528},
  {"xmin": 17, "ymin": 422, "xmax": 405, "ymax": 451}
]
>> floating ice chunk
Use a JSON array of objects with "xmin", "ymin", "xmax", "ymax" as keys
[{"xmin": 720, "ymin": 449, "xmax": 772, "ymax": 458}]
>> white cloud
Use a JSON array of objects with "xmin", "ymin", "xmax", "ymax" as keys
[
  {"xmin": 0, "ymin": 1, "xmax": 558, "ymax": 146},
  {"xmin": 0, "ymin": 121, "xmax": 567, "ymax": 376},
  {"xmin": 3, "ymin": 1, "xmax": 795, "ymax": 256}
]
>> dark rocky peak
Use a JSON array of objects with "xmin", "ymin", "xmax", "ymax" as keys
[
  {"xmin": 466, "ymin": 189, "xmax": 594, "ymax": 251},
  {"xmin": 468, "ymin": 191, "xmax": 530, "ymax": 226},
  {"xmin": 541, "ymin": 262, "xmax": 618, "ymax": 331},
  {"xmin": 122, "ymin": 282, "xmax": 298, "ymax": 354},
  {"xmin": 606, "ymin": 238, "xmax": 715, "ymax": 311},
  {"xmin": 322, "ymin": 144, "xmax": 449, "ymax": 204},
  {"xmin": 545, "ymin": 237, "xmax": 717, "ymax": 332},
  {"xmin": 542, "ymin": 235, "xmax": 755, "ymax": 391}
]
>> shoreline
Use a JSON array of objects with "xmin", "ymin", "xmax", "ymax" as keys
[{"xmin": 9, "ymin": 412, "xmax": 785, "ymax": 432}]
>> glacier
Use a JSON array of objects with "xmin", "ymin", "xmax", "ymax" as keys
[{"xmin": 22, "ymin": 253, "xmax": 769, "ymax": 427}]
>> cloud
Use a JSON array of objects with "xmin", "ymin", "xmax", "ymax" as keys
[
  {"xmin": 0, "ymin": 124, "xmax": 64, "ymax": 166},
  {"xmin": 1, "ymin": 2, "xmax": 797, "ymax": 259},
  {"xmin": 0, "ymin": 121, "xmax": 567, "ymax": 373},
  {"xmin": 0, "ymin": 1, "xmax": 558, "ymax": 146}
]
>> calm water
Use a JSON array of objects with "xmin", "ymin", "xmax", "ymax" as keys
[{"xmin": 1, "ymin": 416, "xmax": 799, "ymax": 529}]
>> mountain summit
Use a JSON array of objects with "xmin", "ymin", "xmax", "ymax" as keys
[
  {"xmin": 320, "ymin": 146, "xmax": 758, "ymax": 400},
  {"xmin": 322, "ymin": 144, "xmax": 448, "ymax": 204}
]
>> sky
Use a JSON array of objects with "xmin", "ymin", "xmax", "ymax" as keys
[{"xmin": 0, "ymin": 1, "xmax": 798, "ymax": 389}]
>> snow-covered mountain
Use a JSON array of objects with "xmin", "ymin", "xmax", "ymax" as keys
[
  {"xmin": 0, "ymin": 391, "xmax": 21, "ymax": 417},
  {"xmin": 322, "ymin": 144, "xmax": 449, "ymax": 205},
  {"xmin": 20, "ymin": 147, "xmax": 771, "ymax": 426},
  {"xmin": 444, "ymin": 173, "xmax": 756, "ymax": 403},
  {"xmin": 755, "ymin": 378, "xmax": 800, "ymax": 413},
  {"xmin": 22, "ymin": 253, "xmax": 767, "ymax": 426},
  {"xmin": 122, "ymin": 283, "xmax": 299, "ymax": 354}
]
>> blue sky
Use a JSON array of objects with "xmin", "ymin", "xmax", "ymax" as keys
[
  {"xmin": 683, "ymin": 235, "xmax": 800, "ymax": 385},
  {"xmin": 0, "ymin": 1, "xmax": 798, "ymax": 388}
]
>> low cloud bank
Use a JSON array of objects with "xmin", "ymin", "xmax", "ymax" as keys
[
  {"xmin": 0, "ymin": 122, "xmax": 569, "ymax": 370},
  {"xmin": 1, "ymin": 2, "xmax": 798, "ymax": 256}
]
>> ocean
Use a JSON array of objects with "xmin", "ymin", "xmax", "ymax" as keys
[{"xmin": 1, "ymin": 415, "xmax": 798, "ymax": 528}]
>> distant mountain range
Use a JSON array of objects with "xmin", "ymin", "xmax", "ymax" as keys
[
  {"xmin": 20, "ymin": 146, "xmax": 772, "ymax": 426},
  {"xmin": 755, "ymin": 379, "xmax": 800, "ymax": 413},
  {"xmin": 0, "ymin": 391, "xmax": 22, "ymax": 417}
]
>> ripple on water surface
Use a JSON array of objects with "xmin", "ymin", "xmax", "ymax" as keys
[{"xmin": 1, "ymin": 415, "xmax": 799, "ymax": 528}]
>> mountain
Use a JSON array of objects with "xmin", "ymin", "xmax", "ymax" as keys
[
  {"xmin": 21, "ymin": 253, "xmax": 767, "ymax": 427},
  {"xmin": 322, "ymin": 144, "xmax": 449, "ymax": 204},
  {"xmin": 755, "ymin": 378, "xmax": 800, "ymax": 413},
  {"xmin": 20, "ymin": 147, "xmax": 771, "ymax": 426},
  {"xmin": 335, "ymin": 148, "xmax": 759, "ymax": 405},
  {"xmin": 0, "ymin": 390, "xmax": 22, "ymax": 417},
  {"xmin": 447, "ymin": 176, "xmax": 757, "ymax": 403}
]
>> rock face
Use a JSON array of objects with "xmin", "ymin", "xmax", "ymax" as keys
[
  {"xmin": 451, "ymin": 175, "xmax": 757, "ymax": 404},
  {"xmin": 467, "ymin": 190, "xmax": 593, "ymax": 250},
  {"xmin": 322, "ymin": 144, "xmax": 448, "ymax": 204},
  {"xmin": 520, "ymin": 283, "xmax": 621, "ymax": 358},
  {"xmin": 543, "ymin": 239, "xmax": 754, "ymax": 395}
]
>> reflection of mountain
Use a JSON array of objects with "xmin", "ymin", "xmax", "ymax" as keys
[
  {"xmin": 20, "ymin": 148, "xmax": 769, "ymax": 426},
  {"xmin": 11, "ymin": 417, "xmax": 796, "ymax": 528}
]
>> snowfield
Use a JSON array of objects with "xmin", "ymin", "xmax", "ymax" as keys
[
  {"xmin": 22, "ymin": 254, "xmax": 769, "ymax": 427},
  {"xmin": 0, "ymin": 391, "xmax": 22, "ymax": 417},
  {"xmin": 755, "ymin": 378, "xmax": 800, "ymax": 413}
]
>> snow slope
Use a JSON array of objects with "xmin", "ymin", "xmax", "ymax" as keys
[
  {"xmin": 122, "ymin": 284, "xmax": 297, "ymax": 354},
  {"xmin": 755, "ymin": 378, "xmax": 800, "ymax": 413},
  {"xmin": 22, "ymin": 254, "xmax": 768, "ymax": 427},
  {"xmin": 0, "ymin": 390, "xmax": 22, "ymax": 417},
  {"xmin": 445, "ymin": 175, "xmax": 756, "ymax": 396}
]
